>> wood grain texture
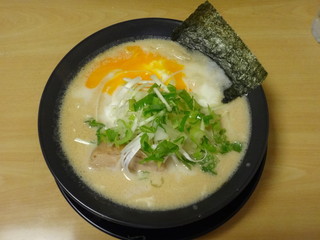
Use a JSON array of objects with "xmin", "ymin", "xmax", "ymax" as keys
[{"xmin": 1, "ymin": 0, "xmax": 319, "ymax": 239}]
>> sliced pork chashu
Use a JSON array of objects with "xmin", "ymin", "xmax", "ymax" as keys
[{"xmin": 89, "ymin": 143, "xmax": 165, "ymax": 172}]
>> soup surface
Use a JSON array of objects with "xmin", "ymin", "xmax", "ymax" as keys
[{"xmin": 59, "ymin": 39, "xmax": 251, "ymax": 210}]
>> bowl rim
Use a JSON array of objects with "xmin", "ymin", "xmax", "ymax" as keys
[{"xmin": 38, "ymin": 18, "xmax": 269, "ymax": 229}]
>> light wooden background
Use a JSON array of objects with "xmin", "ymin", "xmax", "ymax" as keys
[{"xmin": 1, "ymin": 0, "xmax": 320, "ymax": 239}]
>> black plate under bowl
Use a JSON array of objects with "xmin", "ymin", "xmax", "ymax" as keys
[{"xmin": 38, "ymin": 18, "xmax": 268, "ymax": 229}]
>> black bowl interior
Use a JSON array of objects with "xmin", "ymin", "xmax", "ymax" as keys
[{"xmin": 38, "ymin": 18, "xmax": 268, "ymax": 229}]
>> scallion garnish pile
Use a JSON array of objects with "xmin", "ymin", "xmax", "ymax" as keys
[{"xmin": 85, "ymin": 76, "xmax": 242, "ymax": 176}]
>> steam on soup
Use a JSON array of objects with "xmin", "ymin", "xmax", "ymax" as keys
[{"xmin": 59, "ymin": 39, "xmax": 251, "ymax": 210}]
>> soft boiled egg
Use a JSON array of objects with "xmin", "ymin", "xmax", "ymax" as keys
[
  {"xmin": 81, "ymin": 39, "xmax": 231, "ymax": 126},
  {"xmin": 85, "ymin": 45, "xmax": 188, "ymax": 95}
]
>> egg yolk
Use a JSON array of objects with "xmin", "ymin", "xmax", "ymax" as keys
[{"xmin": 85, "ymin": 45, "xmax": 187, "ymax": 95}]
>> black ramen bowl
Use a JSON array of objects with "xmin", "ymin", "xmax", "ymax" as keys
[{"xmin": 38, "ymin": 18, "xmax": 268, "ymax": 231}]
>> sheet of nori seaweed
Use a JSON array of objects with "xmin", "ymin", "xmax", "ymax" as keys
[{"xmin": 171, "ymin": 1, "xmax": 267, "ymax": 103}]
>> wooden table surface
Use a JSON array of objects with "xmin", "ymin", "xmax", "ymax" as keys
[{"xmin": 1, "ymin": 0, "xmax": 320, "ymax": 239}]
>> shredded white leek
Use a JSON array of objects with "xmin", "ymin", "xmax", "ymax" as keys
[
  {"xmin": 138, "ymin": 113, "xmax": 162, "ymax": 127},
  {"xmin": 153, "ymin": 87, "xmax": 172, "ymax": 112},
  {"xmin": 150, "ymin": 75, "xmax": 169, "ymax": 92},
  {"xmin": 120, "ymin": 133, "xmax": 143, "ymax": 180},
  {"xmin": 154, "ymin": 127, "xmax": 168, "ymax": 142},
  {"xmin": 163, "ymin": 70, "xmax": 185, "ymax": 85},
  {"xmin": 74, "ymin": 138, "xmax": 92, "ymax": 145},
  {"xmin": 200, "ymin": 119, "xmax": 205, "ymax": 132}
]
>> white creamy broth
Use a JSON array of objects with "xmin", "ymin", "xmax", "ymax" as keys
[{"xmin": 59, "ymin": 39, "xmax": 251, "ymax": 210}]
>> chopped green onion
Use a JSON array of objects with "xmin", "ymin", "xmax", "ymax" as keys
[
  {"xmin": 142, "ymin": 140, "xmax": 179, "ymax": 163},
  {"xmin": 85, "ymin": 78, "xmax": 243, "ymax": 176},
  {"xmin": 179, "ymin": 89, "xmax": 194, "ymax": 109},
  {"xmin": 85, "ymin": 118, "xmax": 105, "ymax": 128}
]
